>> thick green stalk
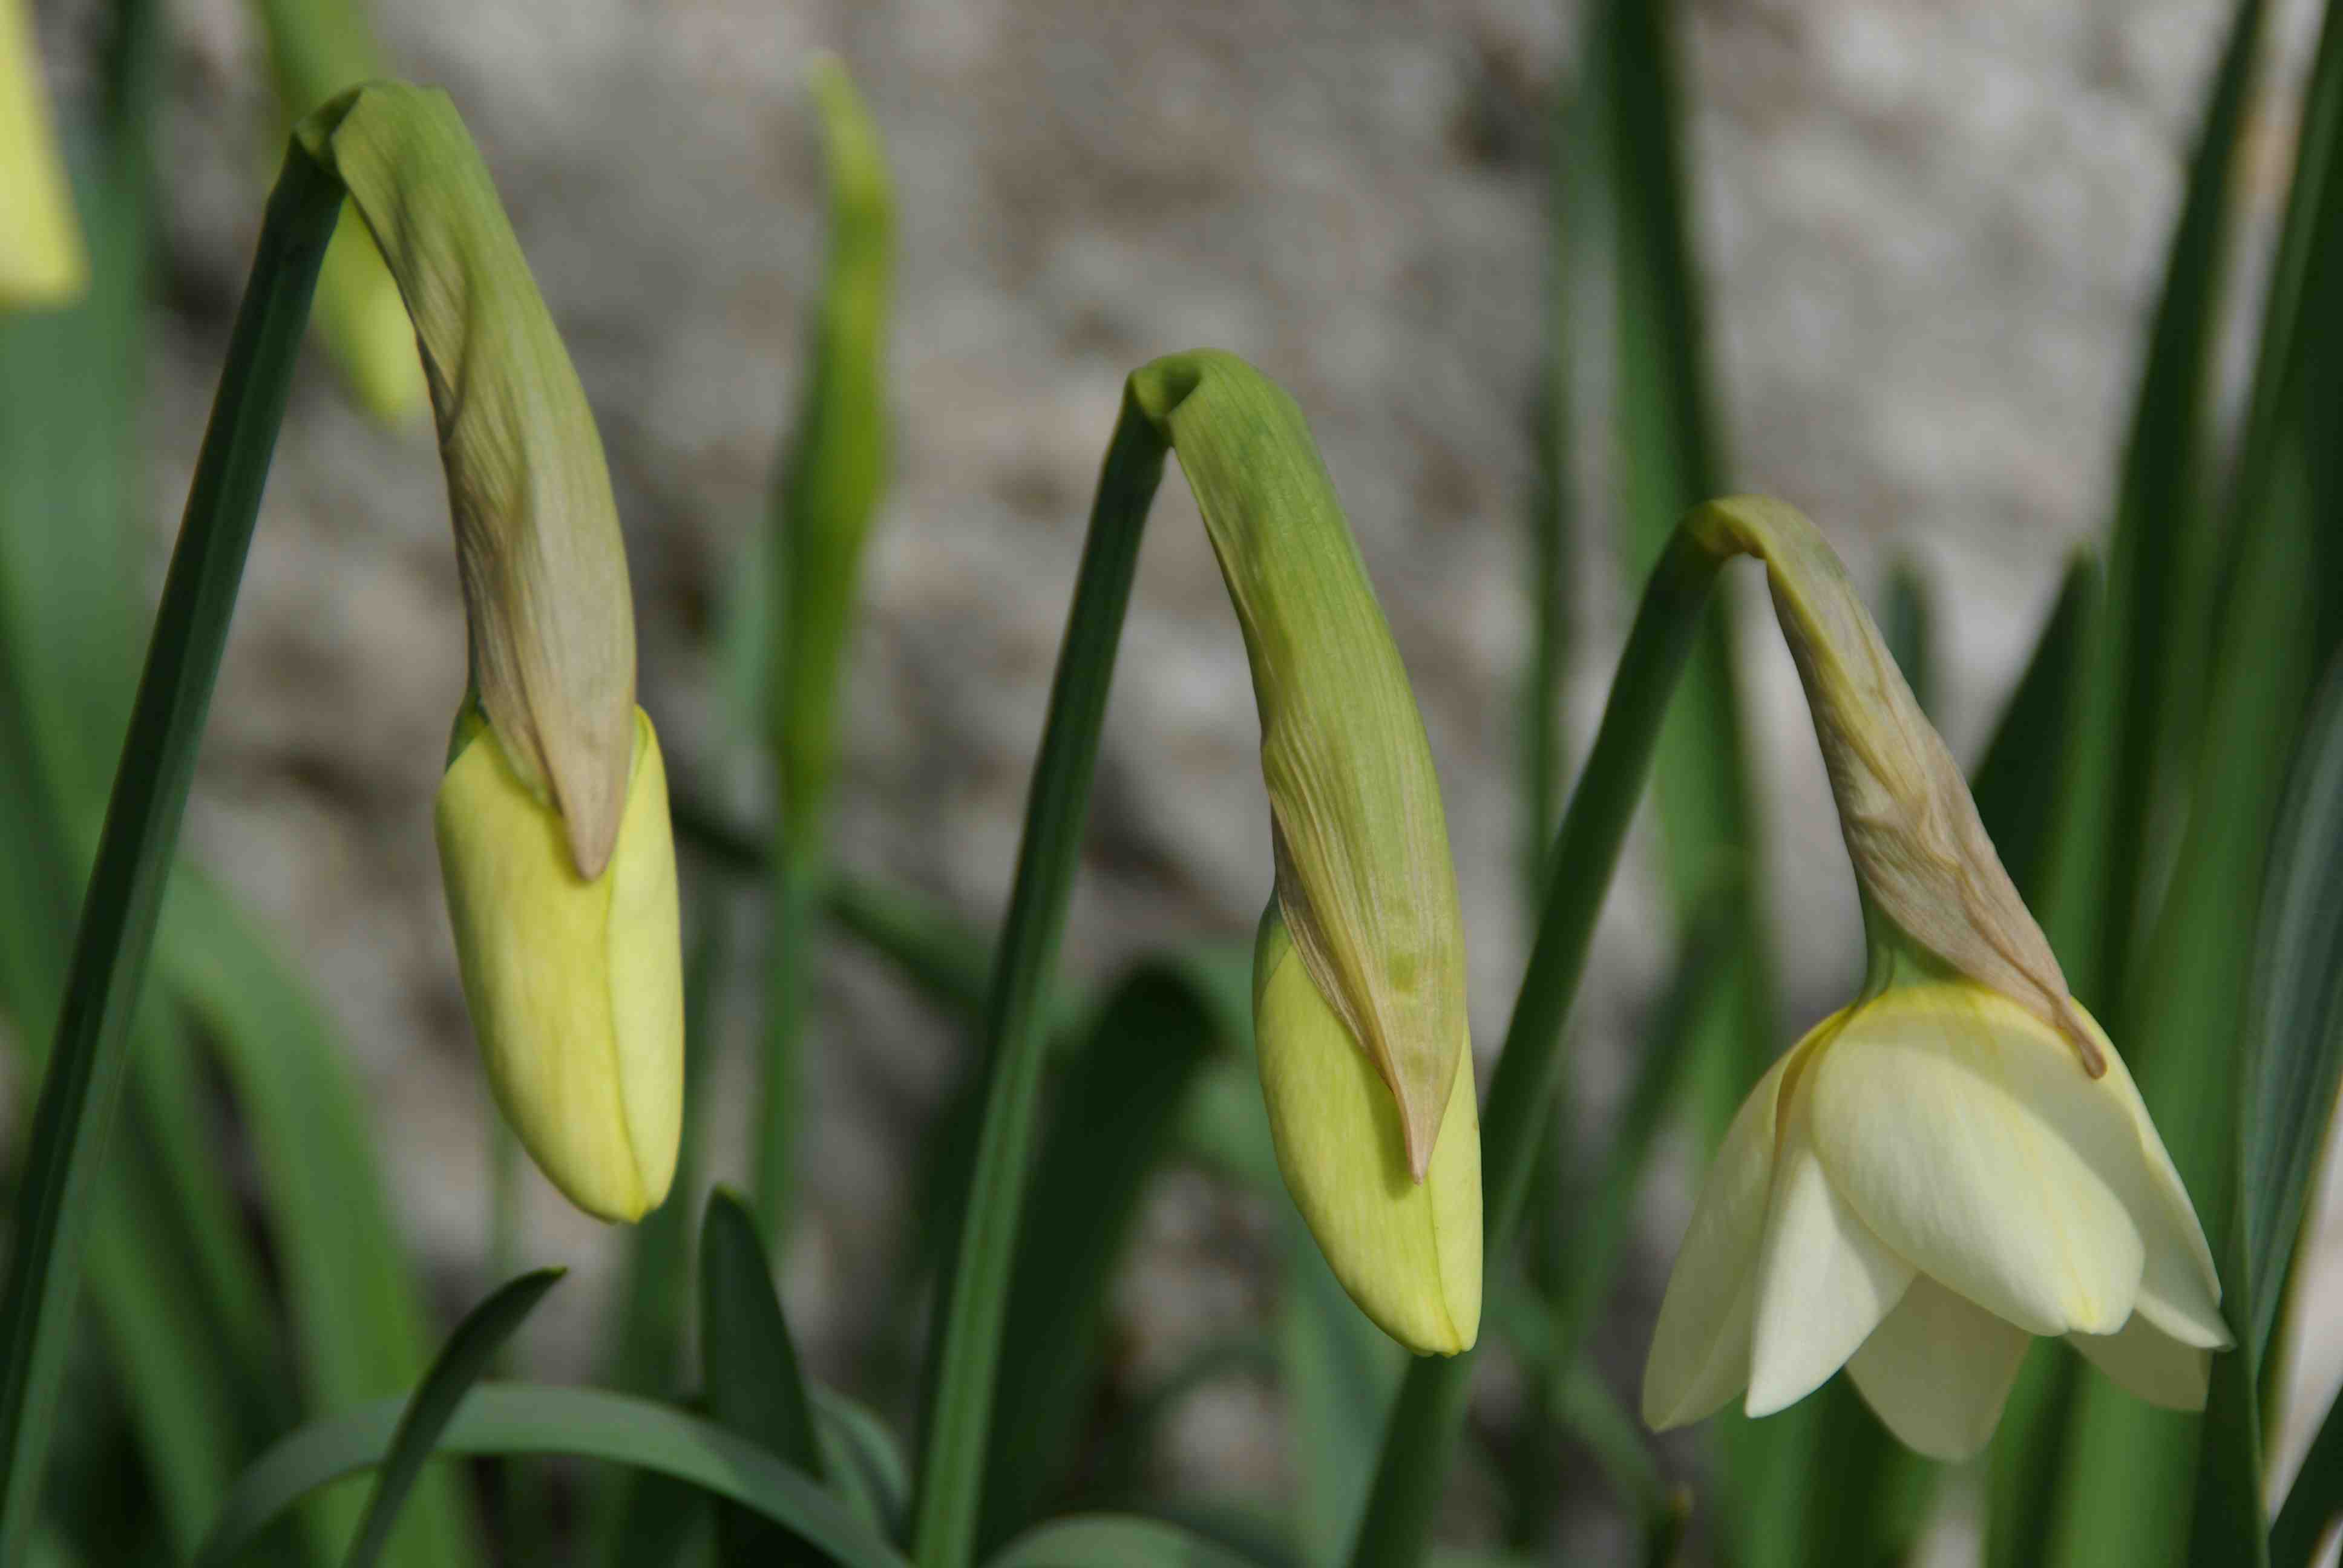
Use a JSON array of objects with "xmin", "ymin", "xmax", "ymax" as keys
[
  {"xmin": 1348, "ymin": 529, "xmax": 1723, "ymax": 1568},
  {"xmin": 0, "ymin": 142, "xmax": 342, "ymax": 1564},
  {"xmin": 908, "ymin": 388, "xmax": 1168, "ymax": 1568}
]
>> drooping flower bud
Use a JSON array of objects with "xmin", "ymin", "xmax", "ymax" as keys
[
  {"xmin": 1256, "ymin": 904, "xmax": 1481, "ymax": 1354},
  {"xmin": 1131, "ymin": 351, "xmax": 1471, "ymax": 1180},
  {"xmin": 1127, "ymin": 350, "xmax": 1479, "ymax": 1353},
  {"xmin": 298, "ymin": 82, "xmax": 682, "ymax": 1221},
  {"xmin": 437, "ymin": 707, "xmax": 683, "ymax": 1222},
  {"xmin": 298, "ymin": 81, "xmax": 636, "ymax": 879},
  {"xmin": 1, "ymin": 0, "xmax": 85, "ymax": 309}
]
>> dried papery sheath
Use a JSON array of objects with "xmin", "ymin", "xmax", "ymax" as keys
[
  {"xmin": 1131, "ymin": 350, "xmax": 1470, "ymax": 1178},
  {"xmin": 0, "ymin": 0, "xmax": 85, "ymax": 308},
  {"xmin": 298, "ymin": 81, "xmax": 635, "ymax": 877},
  {"xmin": 1685, "ymin": 495, "xmax": 2102, "ymax": 1074}
]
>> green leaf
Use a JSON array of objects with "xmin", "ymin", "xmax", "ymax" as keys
[
  {"xmin": 816, "ymin": 1387, "xmax": 911, "ymax": 1544},
  {"xmin": 985, "ymin": 1515, "xmax": 1266, "ymax": 1568},
  {"xmin": 1284, "ymin": 1214, "xmax": 1404, "ymax": 1567},
  {"xmin": 1881, "ymin": 561, "xmax": 1936, "ymax": 721},
  {"xmin": 2269, "ymin": 1388, "xmax": 2343, "ymax": 1568},
  {"xmin": 1971, "ymin": 555, "xmax": 2099, "ymax": 907},
  {"xmin": 2241, "ymin": 656, "xmax": 2343, "ymax": 1363},
  {"xmin": 978, "ymin": 965, "xmax": 1224, "ymax": 1550},
  {"xmin": 700, "ymin": 1189, "xmax": 826, "ymax": 1559},
  {"xmin": 0, "ymin": 143, "xmax": 345, "ymax": 1568},
  {"xmin": 341, "ymin": 1270, "xmax": 563, "ymax": 1568},
  {"xmin": 194, "ymin": 1386, "xmax": 909, "ymax": 1568}
]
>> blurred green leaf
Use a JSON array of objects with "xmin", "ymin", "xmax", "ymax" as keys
[
  {"xmin": 1881, "ymin": 561, "xmax": 1935, "ymax": 721},
  {"xmin": 341, "ymin": 1270, "xmax": 563, "ymax": 1568},
  {"xmin": 1972, "ymin": 556, "xmax": 2100, "ymax": 907},
  {"xmin": 978, "ymin": 964, "xmax": 1225, "ymax": 1550},
  {"xmin": 985, "ymin": 1514, "xmax": 1267, "ymax": 1568},
  {"xmin": 2269, "ymin": 1388, "xmax": 2343, "ymax": 1568},
  {"xmin": 699, "ymin": 1189, "xmax": 826, "ymax": 1559},
  {"xmin": 194, "ymin": 1386, "xmax": 911, "ymax": 1568},
  {"xmin": 816, "ymin": 1387, "xmax": 911, "ymax": 1544},
  {"xmin": 1285, "ymin": 1213, "xmax": 1403, "ymax": 1567}
]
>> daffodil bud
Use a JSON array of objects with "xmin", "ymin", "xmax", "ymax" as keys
[
  {"xmin": 1685, "ymin": 495, "xmax": 2101, "ymax": 1074},
  {"xmin": 299, "ymin": 83, "xmax": 681, "ymax": 1221},
  {"xmin": 298, "ymin": 82, "xmax": 636, "ymax": 879},
  {"xmin": 1127, "ymin": 350, "xmax": 1478, "ymax": 1354},
  {"xmin": 437, "ymin": 707, "xmax": 683, "ymax": 1223},
  {"xmin": 1643, "ymin": 497, "xmax": 2229, "ymax": 1457},
  {"xmin": 1, "ymin": 0, "xmax": 85, "ymax": 309},
  {"xmin": 1131, "ymin": 351, "xmax": 1470, "ymax": 1180},
  {"xmin": 1256, "ymin": 904, "xmax": 1481, "ymax": 1354}
]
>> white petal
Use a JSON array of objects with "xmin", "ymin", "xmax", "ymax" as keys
[
  {"xmin": 1847, "ymin": 1276, "xmax": 2031, "ymax": 1460},
  {"xmin": 1747, "ymin": 1064, "xmax": 1915, "ymax": 1418},
  {"xmin": 1807, "ymin": 984, "xmax": 2145, "ymax": 1338},
  {"xmin": 2071, "ymin": 1312, "xmax": 2212, "ymax": 1410},
  {"xmin": 2087, "ymin": 1021, "xmax": 2230, "ymax": 1350},
  {"xmin": 1642, "ymin": 1034, "xmax": 1817, "ymax": 1429}
]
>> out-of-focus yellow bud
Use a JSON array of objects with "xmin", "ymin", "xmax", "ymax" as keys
[
  {"xmin": 299, "ymin": 82, "xmax": 637, "ymax": 878},
  {"xmin": 1642, "ymin": 497, "xmax": 2228, "ymax": 1457},
  {"xmin": 436, "ymin": 707, "xmax": 683, "ymax": 1223},
  {"xmin": 0, "ymin": 0, "xmax": 86, "ymax": 309},
  {"xmin": 1256, "ymin": 904, "xmax": 1481, "ymax": 1354}
]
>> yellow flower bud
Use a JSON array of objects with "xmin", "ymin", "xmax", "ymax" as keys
[
  {"xmin": 1, "ymin": 0, "xmax": 86, "ymax": 309},
  {"xmin": 436, "ymin": 707, "xmax": 683, "ymax": 1223},
  {"xmin": 1642, "ymin": 497, "xmax": 2228, "ymax": 1457},
  {"xmin": 1256, "ymin": 904, "xmax": 1480, "ymax": 1355}
]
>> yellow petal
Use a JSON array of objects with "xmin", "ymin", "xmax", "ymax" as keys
[
  {"xmin": 437, "ymin": 708, "xmax": 683, "ymax": 1221},
  {"xmin": 1807, "ymin": 984, "xmax": 2145, "ymax": 1337},
  {"xmin": 1846, "ymin": 1276, "xmax": 2031, "ymax": 1460},
  {"xmin": 2070, "ymin": 1312, "xmax": 2212, "ymax": 1411},
  {"xmin": 2088, "ymin": 1021, "xmax": 2230, "ymax": 1349},
  {"xmin": 1254, "ymin": 904, "xmax": 1479, "ymax": 1356},
  {"xmin": 1643, "ymin": 1025, "xmax": 1820, "ymax": 1429},
  {"xmin": 1747, "ymin": 1059, "xmax": 1914, "ymax": 1417}
]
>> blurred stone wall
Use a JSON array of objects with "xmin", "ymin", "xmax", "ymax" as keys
[{"xmin": 30, "ymin": 0, "xmax": 2328, "ymax": 1546}]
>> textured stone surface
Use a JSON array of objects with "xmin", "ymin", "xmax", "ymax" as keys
[{"xmin": 30, "ymin": 0, "xmax": 2324, "ymax": 1545}]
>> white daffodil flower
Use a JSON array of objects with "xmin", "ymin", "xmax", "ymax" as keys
[{"xmin": 1642, "ymin": 973, "xmax": 2227, "ymax": 1460}]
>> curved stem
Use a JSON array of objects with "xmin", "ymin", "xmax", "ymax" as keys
[
  {"xmin": 1346, "ymin": 528, "xmax": 1723, "ymax": 1568},
  {"xmin": 908, "ymin": 386, "xmax": 1169, "ymax": 1568},
  {"xmin": 0, "ymin": 142, "xmax": 342, "ymax": 1565}
]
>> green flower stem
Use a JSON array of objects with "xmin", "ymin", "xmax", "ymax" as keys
[
  {"xmin": 0, "ymin": 142, "xmax": 343, "ymax": 1566},
  {"xmin": 1347, "ymin": 525, "xmax": 1724, "ymax": 1568},
  {"xmin": 908, "ymin": 387, "xmax": 1168, "ymax": 1568}
]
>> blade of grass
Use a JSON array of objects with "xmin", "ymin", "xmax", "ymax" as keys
[
  {"xmin": 977, "ymin": 965, "xmax": 1224, "ymax": 1552},
  {"xmin": 985, "ymin": 1515, "xmax": 1268, "ymax": 1568},
  {"xmin": 699, "ymin": 1189, "xmax": 827, "ymax": 1559},
  {"xmin": 341, "ymin": 1270, "xmax": 563, "ymax": 1568},
  {"xmin": 906, "ymin": 386, "xmax": 1168, "ymax": 1568},
  {"xmin": 1286, "ymin": 1214, "xmax": 1404, "ymax": 1568},
  {"xmin": 195, "ymin": 1385, "xmax": 911, "ymax": 1568},
  {"xmin": 1346, "ymin": 528, "xmax": 1729, "ymax": 1568},
  {"xmin": 0, "ymin": 142, "xmax": 344, "ymax": 1568},
  {"xmin": 756, "ymin": 56, "xmax": 894, "ymax": 1233}
]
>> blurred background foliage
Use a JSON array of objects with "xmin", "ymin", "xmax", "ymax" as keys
[{"xmin": 7, "ymin": 0, "xmax": 2343, "ymax": 1563}]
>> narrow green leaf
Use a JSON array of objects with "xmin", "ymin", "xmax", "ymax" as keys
[
  {"xmin": 1285, "ymin": 1214, "xmax": 1404, "ymax": 1567},
  {"xmin": 700, "ymin": 1189, "xmax": 826, "ymax": 1559},
  {"xmin": 2242, "ymin": 655, "xmax": 2343, "ymax": 1361},
  {"xmin": 817, "ymin": 1387, "xmax": 911, "ymax": 1544},
  {"xmin": 341, "ymin": 1270, "xmax": 563, "ymax": 1568},
  {"xmin": 194, "ymin": 1386, "xmax": 911, "ymax": 1568},
  {"xmin": 0, "ymin": 142, "xmax": 344, "ymax": 1568},
  {"xmin": 1971, "ymin": 556, "xmax": 2100, "ymax": 906},
  {"xmin": 978, "ymin": 965, "xmax": 1224, "ymax": 1550},
  {"xmin": 2270, "ymin": 1387, "xmax": 2343, "ymax": 1568},
  {"xmin": 1881, "ymin": 561, "xmax": 1935, "ymax": 720},
  {"xmin": 985, "ymin": 1515, "xmax": 1266, "ymax": 1568}
]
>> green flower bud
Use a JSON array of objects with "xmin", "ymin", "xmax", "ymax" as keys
[
  {"xmin": 1256, "ymin": 904, "xmax": 1481, "ymax": 1354},
  {"xmin": 1132, "ymin": 351, "xmax": 1471, "ymax": 1179},
  {"xmin": 436, "ymin": 706, "xmax": 683, "ymax": 1223},
  {"xmin": 1, "ymin": 0, "xmax": 85, "ymax": 309},
  {"xmin": 299, "ymin": 82, "xmax": 636, "ymax": 878}
]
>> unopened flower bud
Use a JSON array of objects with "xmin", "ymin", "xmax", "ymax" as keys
[
  {"xmin": 1, "ymin": 0, "xmax": 85, "ymax": 309},
  {"xmin": 1256, "ymin": 904, "xmax": 1480, "ymax": 1354},
  {"xmin": 437, "ymin": 707, "xmax": 683, "ymax": 1223}
]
